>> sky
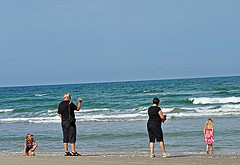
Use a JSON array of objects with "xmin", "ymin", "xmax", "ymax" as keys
[{"xmin": 0, "ymin": 0, "xmax": 240, "ymax": 87}]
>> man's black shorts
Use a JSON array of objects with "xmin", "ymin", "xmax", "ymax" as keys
[
  {"xmin": 61, "ymin": 120, "xmax": 76, "ymax": 143},
  {"xmin": 147, "ymin": 124, "xmax": 163, "ymax": 142}
]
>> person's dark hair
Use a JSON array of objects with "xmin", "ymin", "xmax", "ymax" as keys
[{"xmin": 153, "ymin": 97, "xmax": 160, "ymax": 104}]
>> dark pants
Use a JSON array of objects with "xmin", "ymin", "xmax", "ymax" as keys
[
  {"xmin": 61, "ymin": 120, "xmax": 76, "ymax": 143},
  {"xmin": 147, "ymin": 124, "xmax": 163, "ymax": 142}
]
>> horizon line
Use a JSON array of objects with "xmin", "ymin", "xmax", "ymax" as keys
[{"xmin": 0, "ymin": 75, "xmax": 239, "ymax": 88}]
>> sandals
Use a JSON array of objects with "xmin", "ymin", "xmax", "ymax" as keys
[
  {"xmin": 64, "ymin": 152, "xmax": 73, "ymax": 156},
  {"xmin": 72, "ymin": 152, "xmax": 81, "ymax": 156},
  {"xmin": 64, "ymin": 151, "xmax": 81, "ymax": 156}
]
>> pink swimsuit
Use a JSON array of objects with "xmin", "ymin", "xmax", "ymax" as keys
[{"xmin": 205, "ymin": 129, "xmax": 214, "ymax": 144}]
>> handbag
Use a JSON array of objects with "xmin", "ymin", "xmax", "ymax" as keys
[{"xmin": 68, "ymin": 101, "xmax": 76, "ymax": 123}]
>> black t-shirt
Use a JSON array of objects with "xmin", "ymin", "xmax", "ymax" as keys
[
  {"xmin": 58, "ymin": 101, "xmax": 77, "ymax": 120},
  {"xmin": 147, "ymin": 106, "xmax": 162, "ymax": 125}
]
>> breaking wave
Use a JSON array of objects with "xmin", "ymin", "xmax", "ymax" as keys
[
  {"xmin": 1, "ymin": 104, "xmax": 240, "ymax": 123},
  {"xmin": 0, "ymin": 109, "xmax": 14, "ymax": 113},
  {"xmin": 189, "ymin": 97, "xmax": 240, "ymax": 104}
]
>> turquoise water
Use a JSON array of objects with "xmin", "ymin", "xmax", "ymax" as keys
[{"xmin": 0, "ymin": 76, "xmax": 240, "ymax": 155}]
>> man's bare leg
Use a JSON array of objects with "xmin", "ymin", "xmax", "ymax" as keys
[
  {"xmin": 71, "ymin": 143, "xmax": 76, "ymax": 153},
  {"xmin": 64, "ymin": 143, "xmax": 69, "ymax": 152}
]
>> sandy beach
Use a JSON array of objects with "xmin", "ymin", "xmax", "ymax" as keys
[{"xmin": 0, "ymin": 154, "xmax": 239, "ymax": 165}]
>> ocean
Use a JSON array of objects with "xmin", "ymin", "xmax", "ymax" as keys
[{"xmin": 0, "ymin": 76, "xmax": 240, "ymax": 155}]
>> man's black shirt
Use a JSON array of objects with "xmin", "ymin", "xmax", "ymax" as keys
[{"xmin": 58, "ymin": 101, "xmax": 77, "ymax": 120}]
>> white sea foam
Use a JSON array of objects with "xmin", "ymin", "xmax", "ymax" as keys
[
  {"xmin": 0, "ymin": 113, "xmax": 147, "ymax": 123},
  {"xmin": 167, "ymin": 111, "xmax": 240, "ymax": 119},
  {"xmin": 75, "ymin": 113, "xmax": 147, "ymax": 119},
  {"xmin": 192, "ymin": 104, "xmax": 240, "ymax": 113},
  {"xmin": 0, "ymin": 116, "xmax": 61, "ymax": 123},
  {"xmin": 134, "ymin": 107, "xmax": 148, "ymax": 113},
  {"xmin": 139, "ymin": 110, "xmax": 147, "ymax": 114},
  {"xmin": 221, "ymin": 104, "xmax": 240, "ymax": 110},
  {"xmin": 139, "ymin": 107, "xmax": 173, "ymax": 114},
  {"xmin": 162, "ymin": 108, "xmax": 174, "ymax": 113},
  {"xmin": 189, "ymin": 97, "xmax": 240, "ymax": 104},
  {"xmin": 1, "ymin": 103, "xmax": 240, "ymax": 123},
  {"xmin": 47, "ymin": 110, "xmax": 57, "ymax": 113},
  {"xmin": 35, "ymin": 94, "xmax": 47, "ymax": 97},
  {"xmin": 0, "ymin": 109, "xmax": 14, "ymax": 113},
  {"xmin": 166, "ymin": 104, "xmax": 240, "ymax": 118},
  {"xmin": 137, "ymin": 107, "xmax": 148, "ymax": 111},
  {"xmin": 47, "ymin": 108, "xmax": 111, "ymax": 114}
]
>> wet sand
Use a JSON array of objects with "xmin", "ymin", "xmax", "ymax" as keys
[{"xmin": 0, "ymin": 154, "xmax": 239, "ymax": 165}]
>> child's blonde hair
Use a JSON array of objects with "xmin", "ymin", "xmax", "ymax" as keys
[
  {"xmin": 204, "ymin": 118, "xmax": 214, "ymax": 129},
  {"xmin": 25, "ymin": 134, "xmax": 34, "ymax": 144}
]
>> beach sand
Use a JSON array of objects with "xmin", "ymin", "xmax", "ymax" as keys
[{"xmin": 0, "ymin": 154, "xmax": 239, "ymax": 165}]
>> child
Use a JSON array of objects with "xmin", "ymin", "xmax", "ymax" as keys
[
  {"xmin": 24, "ymin": 134, "xmax": 38, "ymax": 156},
  {"xmin": 204, "ymin": 119, "xmax": 214, "ymax": 154}
]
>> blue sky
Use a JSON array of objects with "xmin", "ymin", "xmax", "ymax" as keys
[{"xmin": 0, "ymin": 0, "xmax": 240, "ymax": 87}]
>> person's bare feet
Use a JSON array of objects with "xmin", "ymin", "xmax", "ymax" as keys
[{"xmin": 28, "ymin": 151, "xmax": 35, "ymax": 156}]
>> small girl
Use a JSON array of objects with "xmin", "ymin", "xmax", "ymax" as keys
[
  {"xmin": 204, "ymin": 119, "xmax": 214, "ymax": 154},
  {"xmin": 24, "ymin": 134, "xmax": 38, "ymax": 156}
]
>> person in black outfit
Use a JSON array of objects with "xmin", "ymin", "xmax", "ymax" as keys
[
  {"xmin": 58, "ymin": 93, "xmax": 82, "ymax": 156},
  {"xmin": 147, "ymin": 97, "xmax": 170, "ymax": 158}
]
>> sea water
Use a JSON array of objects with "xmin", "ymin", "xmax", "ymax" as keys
[{"xmin": 0, "ymin": 76, "xmax": 240, "ymax": 155}]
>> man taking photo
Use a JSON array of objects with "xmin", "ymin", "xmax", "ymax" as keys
[{"xmin": 58, "ymin": 93, "xmax": 82, "ymax": 156}]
